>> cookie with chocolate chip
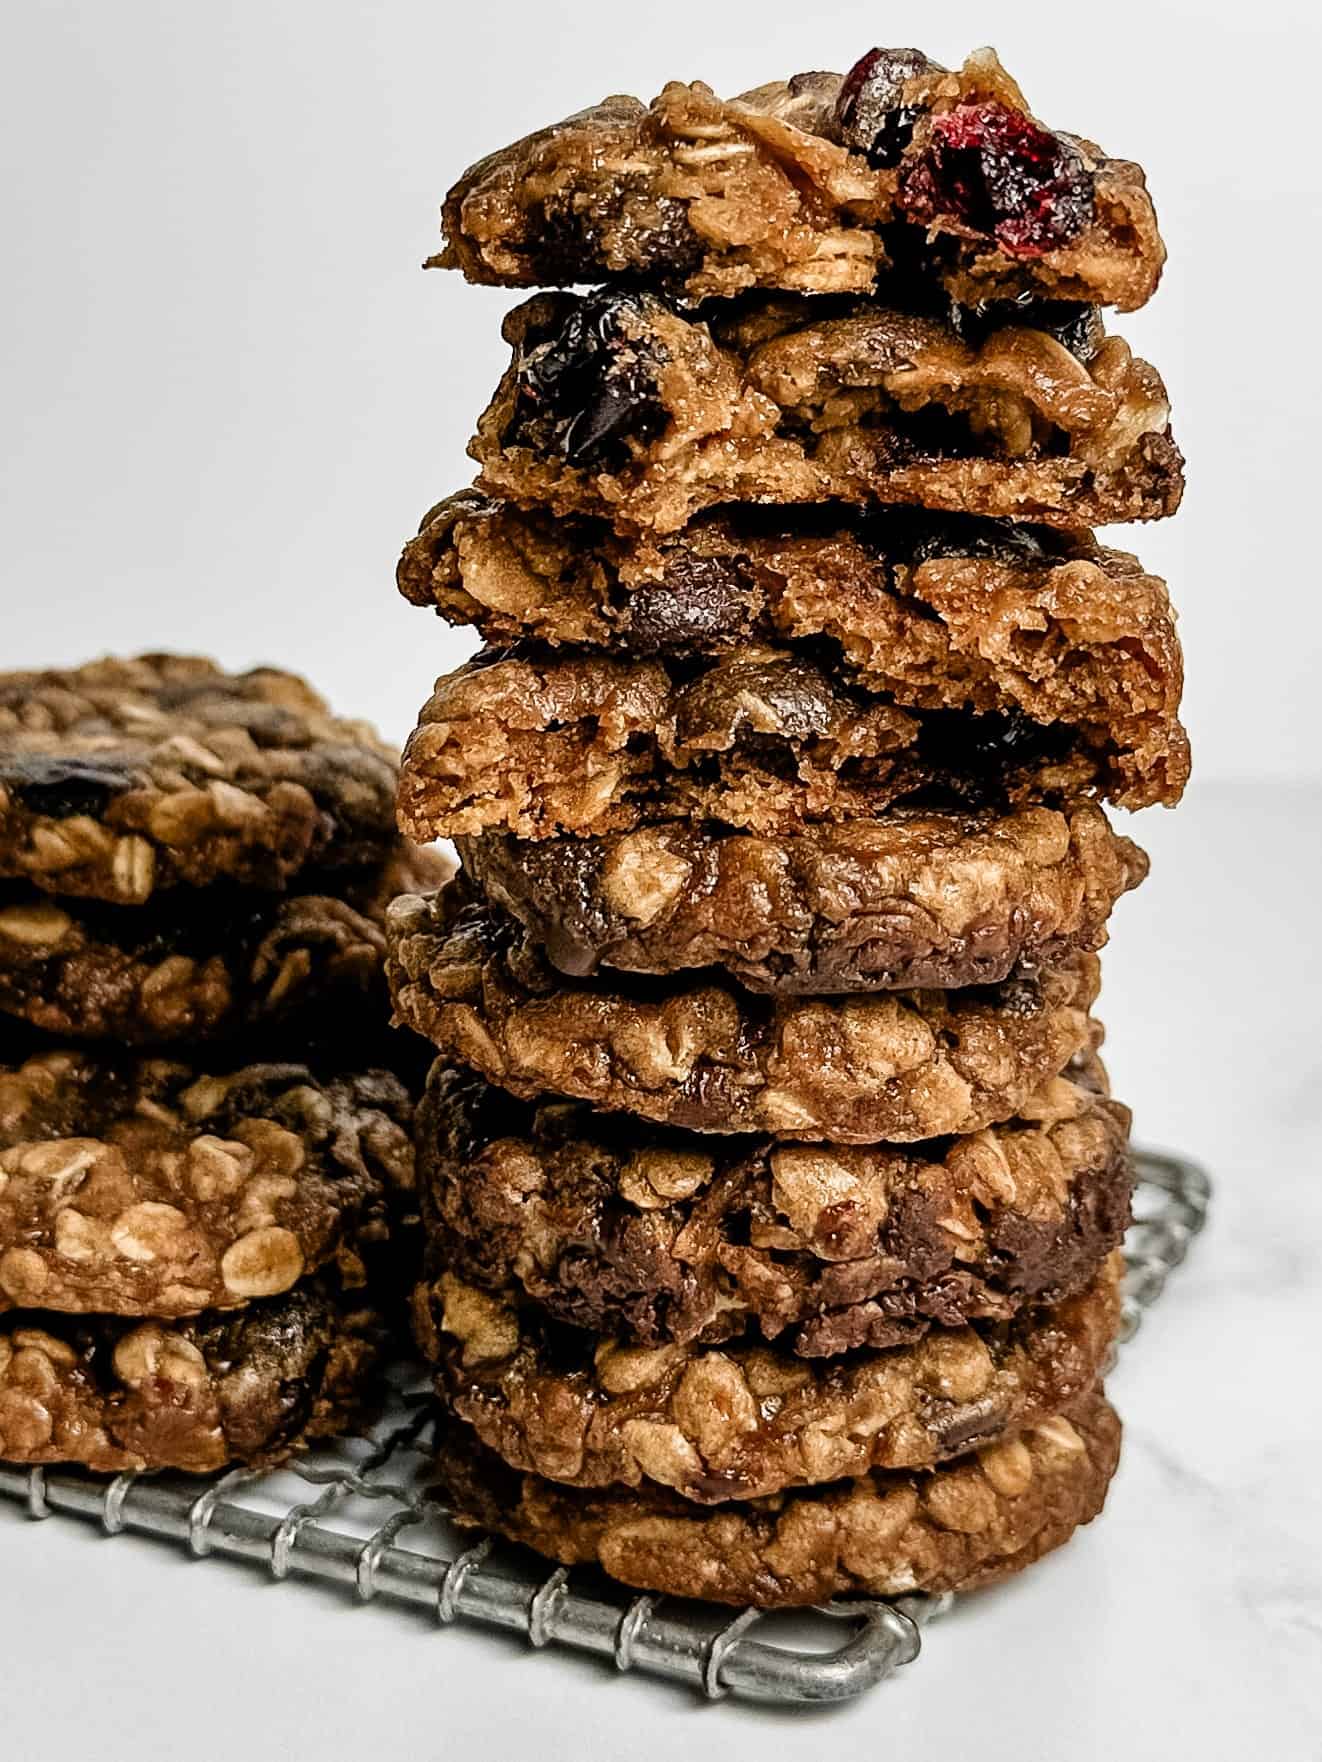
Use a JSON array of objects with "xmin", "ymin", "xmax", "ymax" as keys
[
  {"xmin": 432, "ymin": 1388, "xmax": 1121, "ymax": 1607},
  {"xmin": 456, "ymin": 807, "xmax": 1146, "ymax": 994},
  {"xmin": 0, "ymin": 1048, "xmax": 414, "ymax": 1317},
  {"xmin": 386, "ymin": 884, "xmax": 1102, "ymax": 1142},
  {"xmin": 398, "ymin": 641, "xmax": 1137, "ymax": 844},
  {"xmin": 471, "ymin": 289, "xmax": 1182, "ymax": 536},
  {"xmin": 436, "ymin": 48, "xmax": 1163, "ymax": 311},
  {"xmin": 0, "ymin": 844, "xmax": 451, "ymax": 1046},
  {"xmin": 400, "ymin": 496, "xmax": 1188, "ymax": 812},
  {"xmin": 0, "ymin": 1282, "xmax": 384, "ymax": 1473},
  {"xmin": 416, "ymin": 1257, "xmax": 1119, "ymax": 1501},
  {"xmin": 0, "ymin": 655, "xmax": 399, "ymax": 903},
  {"xmin": 417, "ymin": 1058, "xmax": 1132, "ymax": 1356}
]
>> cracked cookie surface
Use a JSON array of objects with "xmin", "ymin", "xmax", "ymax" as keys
[
  {"xmin": 399, "ymin": 495, "xmax": 1188, "ymax": 812},
  {"xmin": 0, "ymin": 1049, "xmax": 415, "ymax": 1317},
  {"xmin": 418, "ymin": 1059, "xmax": 1132, "ymax": 1355},
  {"xmin": 432, "ymin": 1387, "xmax": 1120, "ymax": 1605},
  {"xmin": 0, "ymin": 654, "xmax": 399, "ymax": 903},
  {"xmin": 0, "ymin": 844, "xmax": 451, "ymax": 1045},
  {"xmin": 471, "ymin": 288, "xmax": 1182, "ymax": 536},
  {"xmin": 386, "ymin": 884, "xmax": 1102, "ymax": 1141},
  {"xmin": 0, "ymin": 1282, "xmax": 384, "ymax": 1473},
  {"xmin": 456, "ymin": 806, "xmax": 1146, "ymax": 994},
  {"xmin": 436, "ymin": 46, "xmax": 1163, "ymax": 311},
  {"xmin": 416, "ymin": 1257, "xmax": 1119, "ymax": 1501}
]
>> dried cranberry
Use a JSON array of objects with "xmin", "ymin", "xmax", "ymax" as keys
[
  {"xmin": 899, "ymin": 100, "xmax": 1094, "ymax": 258},
  {"xmin": 836, "ymin": 47, "xmax": 934, "ymax": 168},
  {"xmin": 507, "ymin": 291, "xmax": 669, "ymax": 471}
]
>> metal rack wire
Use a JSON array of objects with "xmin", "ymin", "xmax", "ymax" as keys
[{"xmin": 0, "ymin": 1147, "xmax": 1210, "ymax": 1706}]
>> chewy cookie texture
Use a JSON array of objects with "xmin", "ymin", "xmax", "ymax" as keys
[
  {"xmin": 400, "ymin": 496, "xmax": 1189, "ymax": 811},
  {"xmin": 436, "ymin": 49, "xmax": 1163, "ymax": 311},
  {"xmin": 389, "ymin": 42, "xmax": 1187, "ymax": 1610},
  {"xmin": 0, "ymin": 655, "xmax": 437, "ymax": 1475},
  {"xmin": 386, "ymin": 887, "xmax": 1103, "ymax": 1142},
  {"xmin": 432, "ymin": 1387, "xmax": 1122, "ymax": 1607},
  {"xmin": 418, "ymin": 1059, "xmax": 1132, "ymax": 1356},
  {"xmin": 471, "ymin": 287, "xmax": 1182, "ymax": 537},
  {"xmin": 416, "ymin": 1257, "xmax": 1120, "ymax": 1501}
]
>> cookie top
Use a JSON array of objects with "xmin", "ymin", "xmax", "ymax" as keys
[
  {"xmin": 386, "ymin": 884, "xmax": 1102, "ymax": 1141},
  {"xmin": 436, "ymin": 46, "xmax": 1163, "ymax": 311},
  {"xmin": 472, "ymin": 289, "xmax": 1182, "ymax": 535},
  {"xmin": 0, "ymin": 1048, "xmax": 414, "ymax": 1317},
  {"xmin": 433, "ymin": 1389, "xmax": 1121, "ymax": 1607},
  {"xmin": 455, "ymin": 806, "xmax": 1147, "ymax": 994},
  {"xmin": 417, "ymin": 1258, "xmax": 1119, "ymax": 1501},
  {"xmin": 0, "ymin": 1283, "xmax": 382, "ymax": 1473},
  {"xmin": 419, "ymin": 1059, "xmax": 1132, "ymax": 1355},
  {"xmin": 0, "ymin": 844, "xmax": 451, "ymax": 1047},
  {"xmin": 399, "ymin": 645, "xmax": 1121, "ymax": 845},
  {"xmin": 399, "ymin": 496, "xmax": 1188, "ymax": 812},
  {"xmin": 0, "ymin": 655, "xmax": 399, "ymax": 903}
]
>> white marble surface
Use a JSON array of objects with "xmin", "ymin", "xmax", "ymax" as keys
[{"xmin": 1, "ymin": 781, "xmax": 1319, "ymax": 1761}]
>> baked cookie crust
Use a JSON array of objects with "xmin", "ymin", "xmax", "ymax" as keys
[
  {"xmin": 455, "ymin": 806, "xmax": 1146, "ymax": 994},
  {"xmin": 0, "ymin": 1049, "xmax": 414, "ymax": 1317},
  {"xmin": 431, "ymin": 1388, "xmax": 1121, "ymax": 1606}
]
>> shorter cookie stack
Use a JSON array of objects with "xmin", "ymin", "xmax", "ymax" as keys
[
  {"xmin": 386, "ymin": 46, "xmax": 1191, "ymax": 1608},
  {"xmin": 0, "ymin": 655, "xmax": 442, "ymax": 1475}
]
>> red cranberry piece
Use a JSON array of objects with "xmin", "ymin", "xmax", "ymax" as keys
[
  {"xmin": 836, "ymin": 47, "xmax": 934, "ymax": 168},
  {"xmin": 899, "ymin": 100, "xmax": 1094, "ymax": 258}
]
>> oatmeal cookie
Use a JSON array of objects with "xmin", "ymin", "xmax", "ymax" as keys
[
  {"xmin": 0, "ymin": 655, "xmax": 399, "ymax": 903},
  {"xmin": 0, "ymin": 1048, "xmax": 414, "ymax": 1317},
  {"xmin": 419, "ymin": 1058, "xmax": 1132, "ymax": 1354},
  {"xmin": 0, "ymin": 844, "xmax": 451, "ymax": 1045},
  {"xmin": 432, "ymin": 1388, "xmax": 1121, "ymax": 1606},
  {"xmin": 455, "ymin": 807, "xmax": 1146, "ymax": 993},
  {"xmin": 436, "ymin": 47, "xmax": 1163, "ymax": 311},
  {"xmin": 386, "ymin": 885, "xmax": 1102, "ymax": 1141},
  {"xmin": 0, "ymin": 1282, "xmax": 384, "ymax": 1473},
  {"xmin": 471, "ymin": 288, "xmax": 1182, "ymax": 535},
  {"xmin": 397, "ymin": 646, "xmax": 1129, "ymax": 843},
  {"xmin": 416, "ymin": 1257, "xmax": 1119, "ymax": 1500},
  {"xmin": 399, "ymin": 495, "xmax": 1188, "ymax": 811}
]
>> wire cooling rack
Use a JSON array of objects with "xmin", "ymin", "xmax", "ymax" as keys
[{"xmin": 0, "ymin": 1147, "xmax": 1209, "ymax": 1706}]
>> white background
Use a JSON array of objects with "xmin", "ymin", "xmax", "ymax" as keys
[{"xmin": 2, "ymin": 4, "xmax": 1321, "ymax": 1760}]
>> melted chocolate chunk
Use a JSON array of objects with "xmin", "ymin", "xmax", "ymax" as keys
[
  {"xmin": 624, "ymin": 555, "xmax": 758, "ymax": 651},
  {"xmin": 953, "ymin": 297, "xmax": 1103, "ymax": 362},
  {"xmin": 506, "ymin": 290, "xmax": 671, "ymax": 470},
  {"xmin": 4, "ymin": 754, "xmax": 131, "ymax": 819},
  {"xmin": 836, "ymin": 47, "xmax": 936, "ymax": 168}
]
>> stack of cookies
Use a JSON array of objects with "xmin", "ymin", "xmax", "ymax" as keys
[
  {"xmin": 389, "ymin": 48, "xmax": 1189, "ymax": 1606},
  {"xmin": 0, "ymin": 655, "xmax": 444, "ymax": 1476}
]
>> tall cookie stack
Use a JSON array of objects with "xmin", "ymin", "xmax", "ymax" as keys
[
  {"xmin": 0, "ymin": 655, "xmax": 442, "ymax": 1477},
  {"xmin": 390, "ymin": 48, "xmax": 1188, "ymax": 1606}
]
